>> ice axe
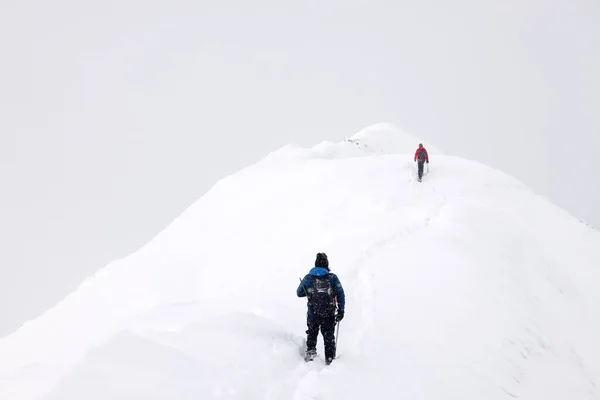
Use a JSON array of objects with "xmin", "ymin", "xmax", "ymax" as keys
[
  {"xmin": 299, "ymin": 277, "xmax": 308, "ymax": 297},
  {"xmin": 299, "ymin": 277, "xmax": 309, "ymax": 336}
]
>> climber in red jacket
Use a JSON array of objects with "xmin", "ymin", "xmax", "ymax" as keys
[{"xmin": 414, "ymin": 143, "xmax": 429, "ymax": 182}]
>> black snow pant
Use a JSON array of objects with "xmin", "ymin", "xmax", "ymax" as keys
[
  {"xmin": 306, "ymin": 313, "xmax": 336, "ymax": 360},
  {"xmin": 417, "ymin": 160, "xmax": 426, "ymax": 180}
]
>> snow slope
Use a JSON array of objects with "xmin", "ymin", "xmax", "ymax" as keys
[{"xmin": 1, "ymin": 123, "xmax": 600, "ymax": 400}]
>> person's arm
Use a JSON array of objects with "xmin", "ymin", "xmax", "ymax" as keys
[
  {"xmin": 425, "ymin": 149, "xmax": 429, "ymax": 162},
  {"xmin": 297, "ymin": 275, "xmax": 311, "ymax": 297},
  {"xmin": 331, "ymin": 274, "xmax": 345, "ymax": 312},
  {"xmin": 414, "ymin": 149, "xmax": 418, "ymax": 161}
]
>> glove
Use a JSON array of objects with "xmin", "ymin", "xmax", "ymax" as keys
[
  {"xmin": 336, "ymin": 311, "xmax": 344, "ymax": 322},
  {"xmin": 426, "ymin": 160, "xmax": 429, "ymax": 163}
]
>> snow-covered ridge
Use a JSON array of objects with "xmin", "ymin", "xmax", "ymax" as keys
[
  {"xmin": 339, "ymin": 122, "xmax": 443, "ymax": 154},
  {"xmin": 1, "ymin": 123, "xmax": 600, "ymax": 400},
  {"xmin": 265, "ymin": 123, "xmax": 441, "ymax": 162}
]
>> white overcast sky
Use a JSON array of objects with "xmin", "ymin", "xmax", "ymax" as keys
[{"xmin": 1, "ymin": 0, "xmax": 598, "ymax": 335}]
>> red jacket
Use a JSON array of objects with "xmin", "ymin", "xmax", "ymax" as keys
[{"xmin": 414, "ymin": 147, "xmax": 429, "ymax": 161}]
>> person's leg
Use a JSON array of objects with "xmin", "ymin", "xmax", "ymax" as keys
[
  {"xmin": 418, "ymin": 160, "xmax": 424, "ymax": 180},
  {"xmin": 306, "ymin": 314, "xmax": 320, "ymax": 352},
  {"xmin": 320, "ymin": 314, "xmax": 337, "ymax": 361}
]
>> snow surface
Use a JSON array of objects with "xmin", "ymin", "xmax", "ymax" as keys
[{"xmin": 1, "ymin": 123, "xmax": 600, "ymax": 400}]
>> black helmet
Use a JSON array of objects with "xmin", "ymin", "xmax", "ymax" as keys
[{"xmin": 315, "ymin": 252, "xmax": 329, "ymax": 270}]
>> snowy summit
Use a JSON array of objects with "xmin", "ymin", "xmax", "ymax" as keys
[{"xmin": 1, "ymin": 123, "xmax": 600, "ymax": 399}]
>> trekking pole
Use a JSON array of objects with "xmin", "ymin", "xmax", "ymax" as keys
[
  {"xmin": 334, "ymin": 302, "xmax": 341, "ymax": 358},
  {"xmin": 335, "ymin": 318, "xmax": 340, "ymax": 351}
]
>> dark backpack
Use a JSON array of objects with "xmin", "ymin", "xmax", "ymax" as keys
[
  {"xmin": 418, "ymin": 148, "xmax": 427, "ymax": 160},
  {"xmin": 309, "ymin": 274, "xmax": 336, "ymax": 316}
]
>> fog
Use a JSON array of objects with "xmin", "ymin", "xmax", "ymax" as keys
[{"xmin": 1, "ymin": 0, "xmax": 598, "ymax": 335}]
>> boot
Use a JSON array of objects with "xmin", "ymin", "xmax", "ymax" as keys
[{"xmin": 304, "ymin": 348, "xmax": 317, "ymax": 362}]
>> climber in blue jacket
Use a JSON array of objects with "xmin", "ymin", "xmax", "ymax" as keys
[{"xmin": 297, "ymin": 252, "xmax": 345, "ymax": 364}]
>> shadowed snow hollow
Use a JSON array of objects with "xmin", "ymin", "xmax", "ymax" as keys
[{"xmin": 1, "ymin": 123, "xmax": 599, "ymax": 400}]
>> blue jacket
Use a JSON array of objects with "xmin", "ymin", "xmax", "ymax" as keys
[{"xmin": 297, "ymin": 267, "xmax": 345, "ymax": 316}]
